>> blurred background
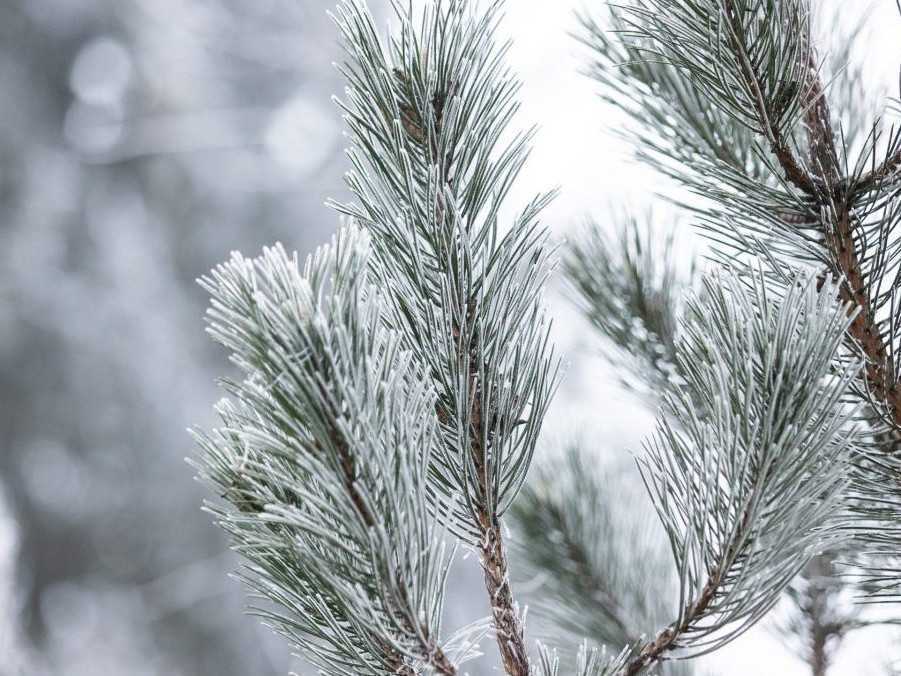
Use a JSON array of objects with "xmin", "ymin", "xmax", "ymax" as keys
[{"xmin": 1, "ymin": 1, "xmax": 898, "ymax": 675}]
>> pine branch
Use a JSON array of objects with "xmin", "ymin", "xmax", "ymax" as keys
[
  {"xmin": 621, "ymin": 270, "xmax": 861, "ymax": 675},
  {"xmin": 578, "ymin": 1, "xmax": 830, "ymax": 270},
  {"xmin": 576, "ymin": 5, "xmax": 763, "ymax": 187},
  {"xmin": 854, "ymin": 147, "xmax": 901, "ymax": 194},
  {"xmin": 564, "ymin": 216, "xmax": 693, "ymax": 396},
  {"xmin": 753, "ymin": 29, "xmax": 901, "ymax": 434},
  {"xmin": 613, "ymin": 0, "xmax": 901, "ymax": 431},
  {"xmin": 512, "ymin": 447, "xmax": 693, "ymax": 676},
  {"xmin": 720, "ymin": 0, "xmax": 823, "ymax": 195},
  {"xmin": 616, "ymin": 0, "xmax": 821, "ymax": 188},
  {"xmin": 565, "ymin": 220, "xmax": 877, "ymax": 672},
  {"xmin": 774, "ymin": 551, "xmax": 872, "ymax": 676},
  {"xmin": 332, "ymin": 2, "xmax": 559, "ymax": 672},
  {"xmin": 194, "ymin": 227, "xmax": 466, "ymax": 675},
  {"xmin": 581, "ymin": 0, "xmax": 901, "ymax": 606}
]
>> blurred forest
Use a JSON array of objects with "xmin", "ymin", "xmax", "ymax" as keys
[{"xmin": 0, "ymin": 1, "xmax": 364, "ymax": 673}]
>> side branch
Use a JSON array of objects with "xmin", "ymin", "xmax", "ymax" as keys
[
  {"xmin": 468, "ymin": 384, "xmax": 530, "ymax": 676},
  {"xmin": 548, "ymin": 502, "xmax": 634, "ymax": 642},
  {"xmin": 622, "ymin": 577, "xmax": 717, "ymax": 676},
  {"xmin": 620, "ymin": 505, "xmax": 752, "ymax": 675},
  {"xmin": 436, "ymin": 123, "xmax": 532, "ymax": 674},
  {"xmin": 332, "ymin": 421, "xmax": 457, "ymax": 676},
  {"xmin": 480, "ymin": 518, "xmax": 530, "ymax": 676},
  {"xmin": 852, "ymin": 146, "xmax": 901, "ymax": 194},
  {"xmin": 720, "ymin": 0, "xmax": 822, "ymax": 196}
]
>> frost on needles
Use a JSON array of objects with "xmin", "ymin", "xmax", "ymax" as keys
[
  {"xmin": 194, "ymin": 228, "xmax": 470, "ymax": 674},
  {"xmin": 196, "ymin": 0, "xmax": 561, "ymax": 672},
  {"xmin": 332, "ymin": 0, "xmax": 559, "ymax": 673},
  {"xmin": 191, "ymin": 1, "xmax": 901, "ymax": 675}
]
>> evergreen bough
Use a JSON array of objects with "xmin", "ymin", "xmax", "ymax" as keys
[{"xmin": 194, "ymin": 1, "xmax": 901, "ymax": 674}]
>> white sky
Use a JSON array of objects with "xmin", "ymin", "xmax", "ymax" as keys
[{"xmin": 462, "ymin": 1, "xmax": 900, "ymax": 674}]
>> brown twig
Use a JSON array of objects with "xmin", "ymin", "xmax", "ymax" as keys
[
  {"xmin": 467, "ymin": 364, "xmax": 531, "ymax": 676},
  {"xmin": 797, "ymin": 51, "xmax": 901, "ymax": 427},
  {"xmin": 720, "ymin": 0, "xmax": 823, "ymax": 196},
  {"xmin": 480, "ymin": 516, "xmax": 531, "ymax": 676},
  {"xmin": 620, "ymin": 504, "xmax": 753, "ymax": 676}
]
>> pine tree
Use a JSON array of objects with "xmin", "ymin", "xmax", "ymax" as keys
[{"xmin": 194, "ymin": 1, "xmax": 901, "ymax": 674}]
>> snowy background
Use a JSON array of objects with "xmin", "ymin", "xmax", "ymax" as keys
[{"xmin": 1, "ymin": 0, "xmax": 898, "ymax": 674}]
